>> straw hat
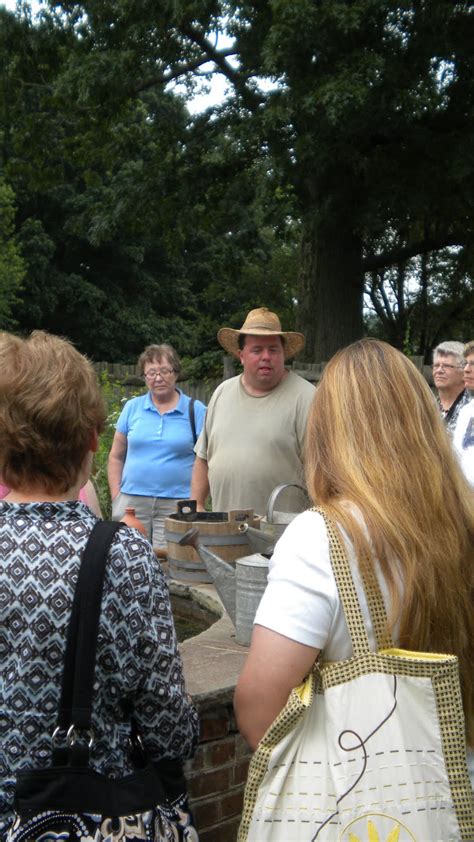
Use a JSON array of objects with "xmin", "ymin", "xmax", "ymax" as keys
[{"xmin": 217, "ymin": 307, "xmax": 305, "ymax": 360}]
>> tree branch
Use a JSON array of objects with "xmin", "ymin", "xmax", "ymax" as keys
[
  {"xmin": 365, "ymin": 272, "xmax": 394, "ymax": 325},
  {"xmin": 363, "ymin": 233, "xmax": 466, "ymax": 273},
  {"xmin": 10, "ymin": 78, "xmax": 53, "ymax": 91},
  {"xmin": 130, "ymin": 46, "xmax": 237, "ymax": 96},
  {"xmin": 181, "ymin": 25, "xmax": 264, "ymax": 110}
]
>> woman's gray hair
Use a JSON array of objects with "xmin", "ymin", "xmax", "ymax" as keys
[
  {"xmin": 137, "ymin": 344, "xmax": 182, "ymax": 376},
  {"xmin": 432, "ymin": 341, "xmax": 465, "ymax": 365}
]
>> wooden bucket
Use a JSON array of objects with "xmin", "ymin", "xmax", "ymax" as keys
[{"xmin": 165, "ymin": 502, "xmax": 260, "ymax": 583}]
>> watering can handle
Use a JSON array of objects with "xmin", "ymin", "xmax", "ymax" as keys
[{"xmin": 266, "ymin": 483, "xmax": 308, "ymax": 523}]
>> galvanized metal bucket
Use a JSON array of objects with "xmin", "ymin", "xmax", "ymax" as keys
[{"xmin": 235, "ymin": 553, "xmax": 269, "ymax": 645}]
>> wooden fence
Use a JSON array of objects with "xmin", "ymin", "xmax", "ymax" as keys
[
  {"xmin": 94, "ymin": 354, "xmax": 433, "ymax": 402},
  {"xmin": 92, "ymin": 362, "xmax": 220, "ymax": 404},
  {"xmin": 292, "ymin": 356, "xmax": 433, "ymax": 384}
]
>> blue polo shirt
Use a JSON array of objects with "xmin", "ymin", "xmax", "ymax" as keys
[{"xmin": 116, "ymin": 390, "xmax": 206, "ymax": 499}]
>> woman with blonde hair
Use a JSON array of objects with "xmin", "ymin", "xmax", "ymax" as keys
[
  {"xmin": 235, "ymin": 338, "xmax": 473, "ymax": 772},
  {"xmin": 0, "ymin": 331, "xmax": 198, "ymax": 839}
]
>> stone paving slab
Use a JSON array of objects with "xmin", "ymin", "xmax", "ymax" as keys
[{"xmin": 176, "ymin": 582, "xmax": 249, "ymax": 705}]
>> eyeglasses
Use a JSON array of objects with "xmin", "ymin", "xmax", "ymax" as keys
[
  {"xmin": 464, "ymin": 361, "xmax": 474, "ymax": 370},
  {"xmin": 432, "ymin": 363, "xmax": 462, "ymax": 371},
  {"xmin": 144, "ymin": 368, "xmax": 174, "ymax": 380}
]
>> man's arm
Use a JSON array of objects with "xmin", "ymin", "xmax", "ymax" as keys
[{"xmin": 190, "ymin": 455, "xmax": 210, "ymax": 511}]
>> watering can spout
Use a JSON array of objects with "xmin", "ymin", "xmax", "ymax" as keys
[
  {"xmin": 238, "ymin": 523, "xmax": 275, "ymax": 556},
  {"xmin": 178, "ymin": 528, "xmax": 237, "ymax": 624}
]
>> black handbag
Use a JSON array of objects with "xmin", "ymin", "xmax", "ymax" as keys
[{"xmin": 9, "ymin": 521, "xmax": 197, "ymax": 841}]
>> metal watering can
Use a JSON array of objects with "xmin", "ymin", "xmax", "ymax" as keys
[
  {"xmin": 178, "ymin": 527, "xmax": 268, "ymax": 646},
  {"xmin": 238, "ymin": 482, "xmax": 309, "ymax": 554}
]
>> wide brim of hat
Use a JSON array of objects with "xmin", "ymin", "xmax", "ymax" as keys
[{"xmin": 217, "ymin": 327, "xmax": 305, "ymax": 360}]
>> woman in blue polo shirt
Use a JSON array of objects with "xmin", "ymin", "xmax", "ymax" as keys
[{"xmin": 108, "ymin": 343, "xmax": 206, "ymax": 550}]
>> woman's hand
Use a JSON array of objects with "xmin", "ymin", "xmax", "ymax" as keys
[{"xmin": 233, "ymin": 625, "xmax": 319, "ymax": 750}]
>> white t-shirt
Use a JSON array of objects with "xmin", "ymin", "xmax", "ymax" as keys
[
  {"xmin": 254, "ymin": 507, "xmax": 474, "ymax": 784},
  {"xmin": 453, "ymin": 398, "xmax": 474, "ymax": 486},
  {"xmin": 254, "ymin": 508, "xmax": 394, "ymax": 661}
]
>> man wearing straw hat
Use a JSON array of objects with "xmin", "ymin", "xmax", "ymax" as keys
[{"xmin": 190, "ymin": 307, "xmax": 315, "ymax": 516}]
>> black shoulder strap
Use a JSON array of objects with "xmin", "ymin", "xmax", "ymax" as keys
[
  {"xmin": 444, "ymin": 388, "xmax": 467, "ymax": 423},
  {"xmin": 57, "ymin": 520, "xmax": 124, "ymax": 732},
  {"xmin": 188, "ymin": 397, "xmax": 197, "ymax": 445}
]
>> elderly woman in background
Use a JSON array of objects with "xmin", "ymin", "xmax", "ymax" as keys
[
  {"xmin": 235, "ymin": 340, "xmax": 473, "ymax": 780},
  {"xmin": 108, "ymin": 344, "xmax": 206, "ymax": 550},
  {"xmin": 0, "ymin": 331, "xmax": 198, "ymax": 838},
  {"xmin": 453, "ymin": 339, "xmax": 474, "ymax": 486}
]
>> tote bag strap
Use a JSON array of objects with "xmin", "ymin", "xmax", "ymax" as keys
[
  {"xmin": 57, "ymin": 520, "xmax": 124, "ymax": 734},
  {"xmin": 313, "ymin": 507, "xmax": 393, "ymax": 656},
  {"xmin": 356, "ymin": 554, "xmax": 393, "ymax": 651}
]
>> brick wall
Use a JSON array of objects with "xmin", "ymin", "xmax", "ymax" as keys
[{"xmin": 185, "ymin": 699, "xmax": 252, "ymax": 842}]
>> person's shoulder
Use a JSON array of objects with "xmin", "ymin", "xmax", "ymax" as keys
[
  {"xmin": 107, "ymin": 525, "xmax": 156, "ymax": 578},
  {"xmin": 275, "ymin": 508, "xmax": 327, "ymax": 547},
  {"xmin": 210, "ymin": 376, "xmax": 239, "ymax": 401},
  {"xmin": 455, "ymin": 397, "xmax": 474, "ymax": 429},
  {"xmin": 218, "ymin": 375, "xmax": 240, "ymax": 389},
  {"xmin": 178, "ymin": 391, "xmax": 207, "ymax": 415},
  {"xmin": 190, "ymin": 394, "xmax": 207, "ymax": 411},
  {"xmin": 278, "ymin": 372, "xmax": 315, "ymax": 411},
  {"xmin": 286, "ymin": 371, "xmax": 316, "ymax": 393},
  {"xmin": 110, "ymin": 523, "xmax": 154, "ymax": 567},
  {"xmin": 176, "ymin": 389, "xmax": 191, "ymax": 408},
  {"xmin": 121, "ymin": 392, "xmax": 149, "ymax": 413},
  {"xmin": 271, "ymin": 509, "xmax": 330, "ymax": 567}
]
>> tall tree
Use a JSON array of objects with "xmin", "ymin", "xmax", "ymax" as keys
[
  {"xmin": 0, "ymin": 7, "xmax": 202, "ymax": 357},
  {"xmin": 29, "ymin": 0, "xmax": 474, "ymax": 359},
  {"xmin": 3, "ymin": 1, "xmax": 473, "ymax": 360},
  {"xmin": 1, "ymin": 4, "xmax": 300, "ymax": 361}
]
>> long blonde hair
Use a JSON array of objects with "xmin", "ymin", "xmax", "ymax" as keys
[{"xmin": 305, "ymin": 339, "xmax": 474, "ymax": 742}]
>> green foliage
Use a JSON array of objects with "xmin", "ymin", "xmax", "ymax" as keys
[
  {"xmin": 92, "ymin": 372, "xmax": 142, "ymax": 517},
  {"xmin": 0, "ymin": 179, "xmax": 25, "ymax": 327},
  {"xmin": 1, "ymin": 1, "xmax": 473, "ymax": 361},
  {"xmin": 180, "ymin": 349, "xmax": 223, "ymax": 381},
  {"xmin": 1, "ymin": 4, "xmax": 301, "ymax": 360}
]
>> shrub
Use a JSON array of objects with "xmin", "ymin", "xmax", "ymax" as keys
[{"xmin": 92, "ymin": 373, "xmax": 141, "ymax": 518}]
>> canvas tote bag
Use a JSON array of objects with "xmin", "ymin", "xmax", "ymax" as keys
[{"xmin": 239, "ymin": 509, "xmax": 474, "ymax": 842}]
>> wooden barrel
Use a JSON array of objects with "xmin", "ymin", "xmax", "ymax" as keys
[{"xmin": 165, "ymin": 505, "xmax": 260, "ymax": 583}]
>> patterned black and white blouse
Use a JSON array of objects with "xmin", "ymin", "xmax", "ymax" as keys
[
  {"xmin": 0, "ymin": 501, "xmax": 199, "ymax": 835},
  {"xmin": 437, "ymin": 388, "xmax": 471, "ymax": 435}
]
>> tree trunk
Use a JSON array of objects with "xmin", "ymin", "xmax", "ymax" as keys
[{"xmin": 296, "ymin": 213, "xmax": 364, "ymax": 362}]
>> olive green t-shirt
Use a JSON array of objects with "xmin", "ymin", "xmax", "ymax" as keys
[{"xmin": 195, "ymin": 372, "xmax": 315, "ymax": 516}]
